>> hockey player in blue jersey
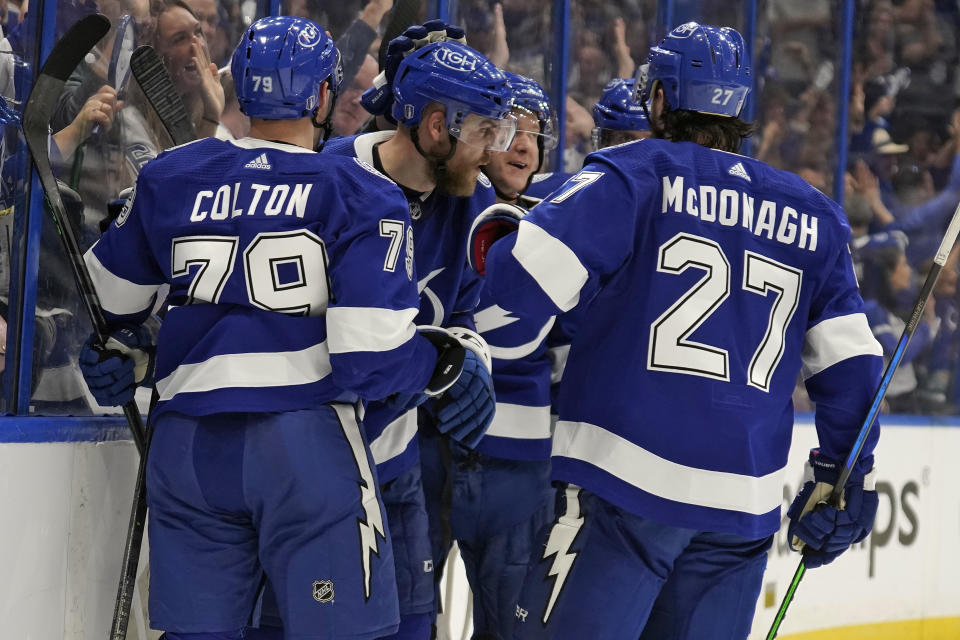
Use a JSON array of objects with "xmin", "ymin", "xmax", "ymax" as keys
[
  {"xmin": 418, "ymin": 72, "xmax": 559, "ymax": 640},
  {"xmin": 473, "ymin": 23, "xmax": 884, "ymax": 639},
  {"xmin": 76, "ymin": 17, "xmax": 493, "ymax": 640},
  {"xmin": 323, "ymin": 31, "xmax": 514, "ymax": 640},
  {"xmin": 591, "ymin": 76, "xmax": 651, "ymax": 150}
]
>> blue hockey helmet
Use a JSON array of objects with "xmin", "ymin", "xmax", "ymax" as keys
[
  {"xmin": 392, "ymin": 41, "xmax": 516, "ymax": 151},
  {"xmin": 593, "ymin": 77, "xmax": 649, "ymax": 131},
  {"xmin": 638, "ymin": 22, "xmax": 751, "ymax": 118},
  {"xmin": 231, "ymin": 16, "xmax": 343, "ymax": 120},
  {"xmin": 504, "ymin": 71, "xmax": 558, "ymax": 150}
]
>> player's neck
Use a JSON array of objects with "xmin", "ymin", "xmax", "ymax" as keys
[
  {"xmin": 248, "ymin": 119, "xmax": 315, "ymax": 151},
  {"xmin": 377, "ymin": 132, "xmax": 437, "ymax": 193}
]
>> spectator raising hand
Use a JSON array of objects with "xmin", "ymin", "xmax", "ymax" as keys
[
  {"xmin": 612, "ymin": 17, "xmax": 635, "ymax": 79},
  {"xmin": 191, "ymin": 33, "xmax": 225, "ymax": 138},
  {"xmin": 487, "ymin": 3, "xmax": 510, "ymax": 68},
  {"xmin": 53, "ymin": 85, "xmax": 120, "ymax": 159}
]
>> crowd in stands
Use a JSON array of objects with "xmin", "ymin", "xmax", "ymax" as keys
[{"xmin": 2, "ymin": 0, "xmax": 960, "ymax": 416}]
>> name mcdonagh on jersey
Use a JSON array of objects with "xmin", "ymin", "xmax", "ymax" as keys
[
  {"xmin": 189, "ymin": 182, "xmax": 313, "ymax": 222},
  {"xmin": 661, "ymin": 175, "xmax": 819, "ymax": 252}
]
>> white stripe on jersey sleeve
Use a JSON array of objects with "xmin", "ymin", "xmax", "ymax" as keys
[
  {"xmin": 552, "ymin": 420, "xmax": 785, "ymax": 516},
  {"xmin": 548, "ymin": 344, "xmax": 571, "ymax": 385},
  {"xmin": 369, "ymin": 408, "xmax": 418, "ymax": 466},
  {"xmin": 326, "ymin": 307, "xmax": 418, "ymax": 353},
  {"xmin": 801, "ymin": 313, "xmax": 882, "ymax": 380},
  {"xmin": 84, "ymin": 249, "xmax": 161, "ymax": 317},
  {"xmin": 156, "ymin": 342, "xmax": 332, "ymax": 401},
  {"xmin": 485, "ymin": 403, "xmax": 551, "ymax": 440},
  {"xmin": 511, "ymin": 220, "xmax": 588, "ymax": 313}
]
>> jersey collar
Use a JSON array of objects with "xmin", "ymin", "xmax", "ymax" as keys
[{"xmin": 228, "ymin": 137, "xmax": 315, "ymax": 154}]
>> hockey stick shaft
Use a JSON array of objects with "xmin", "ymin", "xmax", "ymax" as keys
[
  {"xmin": 21, "ymin": 15, "xmax": 148, "ymax": 455},
  {"xmin": 109, "ymin": 429, "xmax": 150, "ymax": 640},
  {"xmin": 112, "ymin": 46, "xmax": 200, "ymax": 640},
  {"xmin": 766, "ymin": 200, "xmax": 960, "ymax": 639}
]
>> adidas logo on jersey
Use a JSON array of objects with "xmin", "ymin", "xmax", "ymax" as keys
[
  {"xmin": 728, "ymin": 161, "xmax": 751, "ymax": 182},
  {"xmin": 244, "ymin": 153, "xmax": 271, "ymax": 170}
]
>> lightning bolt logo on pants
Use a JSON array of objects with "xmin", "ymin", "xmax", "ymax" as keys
[
  {"xmin": 541, "ymin": 485, "xmax": 585, "ymax": 624},
  {"xmin": 333, "ymin": 404, "xmax": 387, "ymax": 601}
]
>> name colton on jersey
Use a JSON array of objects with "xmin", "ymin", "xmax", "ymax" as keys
[
  {"xmin": 661, "ymin": 175, "xmax": 819, "ymax": 252},
  {"xmin": 189, "ymin": 182, "xmax": 313, "ymax": 222}
]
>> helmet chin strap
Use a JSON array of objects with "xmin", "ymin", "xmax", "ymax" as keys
[
  {"xmin": 492, "ymin": 181, "xmax": 520, "ymax": 203},
  {"xmin": 311, "ymin": 83, "xmax": 339, "ymax": 151},
  {"xmin": 410, "ymin": 124, "xmax": 458, "ymax": 191}
]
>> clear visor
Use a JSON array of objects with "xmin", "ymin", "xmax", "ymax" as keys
[
  {"xmin": 591, "ymin": 126, "xmax": 601, "ymax": 152},
  {"xmin": 449, "ymin": 112, "xmax": 518, "ymax": 152},
  {"xmin": 517, "ymin": 115, "xmax": 559, "ymax": 150}
]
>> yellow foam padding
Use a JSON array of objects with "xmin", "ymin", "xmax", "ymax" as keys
[{"xmin": 779, "ymin": 617, "xmax": 960, "ymax": 639}]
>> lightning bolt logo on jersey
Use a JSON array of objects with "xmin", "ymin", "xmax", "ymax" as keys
[
  {"xmin": 333, "ymin": 404, "xmax": 387, "ymax": 600},
  {"xmin": 539, "ymin": 486, "xmax": 584, "ymax": 624}
]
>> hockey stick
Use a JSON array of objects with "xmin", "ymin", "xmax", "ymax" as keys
[
  {"xmin": 20, "ymin": 14, "xmax": 150, "ymax": 454},
  {"xmin": 109, "ymin": 46, "xmax": 200, "ymax": 640},
  {"xmin": 130, "ymin": 45, "xmax": 197, "ymax": 145},
  {"xmin": 766, "ymin": 202, "xmax": 960, "ymax": 639},
  {"xmin": 378, "ymin": 0, "xmax": 422, "ymax": 68}
]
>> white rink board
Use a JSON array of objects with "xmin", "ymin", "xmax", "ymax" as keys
[
  {"xmin": 748, "ymin": 422, "xmax": 960, "ymax": 637},
  {"xmin": 0, "ymin": 420, "xmax": 958, "ymax": 639}
]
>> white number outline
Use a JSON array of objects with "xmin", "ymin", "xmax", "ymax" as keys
[
  {"xmin": 170, "ymin": 236, "xmax": 239, "ymax": 305},
  {"xmin": 648, "ymin": 233, "xmax": 803, "ymax": 391},
  {"xmin": 648, "ymin": 233, "xmax": 731, "ymax": 381},
  {"xmin": 743, "ymin": 251, "xmax": 802, "ymax": 391},
  {"xmin": 172, "ymin": 231, "xmax": 330, "ymax": 316},
  {"xmin": 379, "ymin": 219, "xmax": 406, "ymax": 272},
  {"xmin": 550, "ymin": 171, "xmax": 604, "ymax": 203},
  {"xmin": 243, "ymin": 230, "xmax": 330, "ymax": 316}
]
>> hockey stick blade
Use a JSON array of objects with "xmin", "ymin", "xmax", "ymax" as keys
[
  {"xmin": 130, "ymin": 45, "xmax": 196, "ymax": 145},
  {"xmin": 22, "ymin": 13, "xmax": 147, "ymax": 452},
  {"xmin": 766, "ymin": 200, "xmax": 960, "ymax": 639},
  {"xmin": 23, "ymin": 14, "xmax": 111, "ymax": 339}
]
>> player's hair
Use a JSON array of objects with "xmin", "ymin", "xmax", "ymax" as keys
[
  {"xmin": 599, "ymin": 128, "xmax": 646, "ymax": 148},
  {"xmin": 658, "ymin": 93, "xmax": 755, "ymax": 153}
]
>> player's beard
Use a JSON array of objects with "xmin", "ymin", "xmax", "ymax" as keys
[{"xmin": 434, "ymin": 145, "xmax": 488, "ymax": 197}]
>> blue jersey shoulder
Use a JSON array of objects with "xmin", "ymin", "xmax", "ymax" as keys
[{"xmin": 524, "ymin": 171, "xmax": 573, "ymax": 201}]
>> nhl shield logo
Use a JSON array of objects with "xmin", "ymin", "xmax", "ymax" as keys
[{"xmin": 312, "ymin": 580, "xmax": 334, "ymax": 604}]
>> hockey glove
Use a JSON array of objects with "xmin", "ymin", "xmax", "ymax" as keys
[
  {"xmin": 468, "ymin": 203, "xmax": 527, "ymax": 275},
  {"xmin": 360, "ymin": 21, "xmax": 468, "ymax": 119},
  {"xmin": 419, "ymin": 326, "xmax": 495, "ymax": 448},
  {"xmin": 786, "ymin": 449, "xmax": 878, "ymax": 568},
  {"xmin": 78, "ymin": 326, "xmax": 154, "ymax": 406}
]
